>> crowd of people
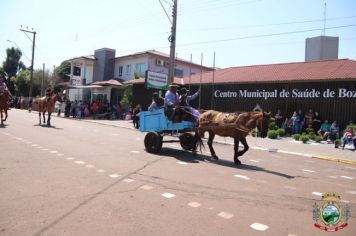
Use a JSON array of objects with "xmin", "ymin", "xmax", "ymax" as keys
[{"xmin": 274, "ymin": 108, "xmax": 355, "ymax": 150}]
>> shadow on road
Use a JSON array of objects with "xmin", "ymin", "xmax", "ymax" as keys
[
  {"xmin": 33, "ymin": 124, "xmax": 63, "ymax": 130},
  {"xmin": 155, "ymin": 147, "xmax": 295, "ymax": 179}
]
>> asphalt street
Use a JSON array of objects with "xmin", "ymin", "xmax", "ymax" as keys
[{"xmin": 0, "ymin": 110, "xmax": 355, "ymax": 236}]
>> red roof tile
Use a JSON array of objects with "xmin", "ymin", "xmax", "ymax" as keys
[{"xmin": 182, "ymin": 59, "xmax": 356, "ymax": 84}]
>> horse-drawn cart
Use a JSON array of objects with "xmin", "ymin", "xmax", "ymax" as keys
[{"xmin": 139, "ymin": 109, "xmax": 196, "ymax": 153}]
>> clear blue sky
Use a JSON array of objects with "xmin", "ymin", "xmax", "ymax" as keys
[{"xmin": 1, "ymin": 0, "xmax": 355, "ymax": 71}]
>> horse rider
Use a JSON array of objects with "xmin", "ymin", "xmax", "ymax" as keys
[
  {"xmin": 45, "ymin": 84, "xmax": 54, "ymax": 102},
  {"xmin": 164, "ymin": 83, "xmax": 181, "ymax": 121},
  {"xmin": 0, "ymin": 76, "xmax": 12, "ymax": 101}
]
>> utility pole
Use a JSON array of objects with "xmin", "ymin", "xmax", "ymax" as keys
[
  {"xmin": 168, "ymin": 0, "xmax": 177, "ymax": 85},
  {"xmin": 20, "ymin": 27, "xmax": 36, "ymax": 98}
]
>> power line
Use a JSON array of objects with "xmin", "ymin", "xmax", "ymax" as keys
[{"xmin": 177, "ymin": 24, "xmax": 356, "ymax": 47}]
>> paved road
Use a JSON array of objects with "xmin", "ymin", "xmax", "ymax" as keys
[{"xmin": 0, "ymin": 110, "xmax": 355, "ymax": 235}]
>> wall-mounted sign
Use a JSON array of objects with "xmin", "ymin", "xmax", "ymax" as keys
[
  {"xmin": 145, "ymin": 71, "xmax": 168, "ymax": 90},
  {"xmin": 214, "ymin": 88, "xmax": 356, "ymax": 100}
]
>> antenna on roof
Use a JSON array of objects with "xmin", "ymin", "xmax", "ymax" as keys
[{"xmin": 322, "ymin": 2, "xmax": 327, "ymax": 36}]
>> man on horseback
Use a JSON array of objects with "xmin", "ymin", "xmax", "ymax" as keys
[
  {"xmin": 45, "ymin": 84, "xmax": 54, "ymax": 102},
  {"xmin": 0, "ymin": 76, "xmax": 8, "ymax": 100}
]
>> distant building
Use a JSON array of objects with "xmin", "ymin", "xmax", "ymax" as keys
[
  {"xmin": 114, "ymin": 50, "xmax": 213, "ymax": 81},
  {"xmin": 305, "ymin": 36, "xmax": 339, "ymax": 62},
  {"xmin": 64, "ymin": 49, "xmax": 212, "ymax": 103}
]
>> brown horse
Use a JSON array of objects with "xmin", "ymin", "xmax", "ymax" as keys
[
  {"xmin": 193, "ymin": 110, "xmax": 270, "ymax": 165},
  {"xmin": 34, "ymin": 93, "xmax": 62, "ymax": 126},
  {"xmin": 0, "ymin": 90, "xmax": 11, "ymax": 125}
]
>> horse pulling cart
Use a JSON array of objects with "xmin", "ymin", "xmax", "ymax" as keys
[{"xmin": 139, "ymin": 109, "xmax": 196, "ymax": 153}]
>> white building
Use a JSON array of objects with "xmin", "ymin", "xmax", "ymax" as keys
[{"xmin": 114, "ymin": 50, "xmax": 213, "ymax": 81}]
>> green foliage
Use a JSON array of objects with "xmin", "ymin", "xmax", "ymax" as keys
[
  {"xmin": 120, "ymin": 85, "xmax": 133, "ymax": 111},
  {"xmin": 250, "ymin": 128, "xmax": 257, "ymax": 137},
  {"xmin": 10, "ymin": 70, "xmax": 30, "ymax": 96},
  {"xmin": 276, "ymin": 128, "xmax": 285, "ymax": 136},
  {"xmin": 314, "ymin": 136, "xmax": 323, "ymax": 143},
  {"xmin": 134, "ymin": 71, "xmax": 140, "ymax": 79},
  {"xmin": 55, "ymin": 61, "xmax": 71, "ymax": 80},
  {"xmin": 267, "ymin": 130, "xmax": 278, "ymax": 139},
  {"xmin": 300, "ymin": 135, "xmax": 310, "ymax": 143},
  {"xmin": 293, "ymin": 133, "xmax": 301, "ymax": 141},
  {"xmin": 308, "ymin": 132, "xmax": 316, "ymax": 141},
  {"xmin": 267, "ymin": 118, "xmax": 278, "ymax": 130}
]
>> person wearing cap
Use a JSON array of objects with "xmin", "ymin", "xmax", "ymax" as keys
[
  {"xmin": 164, "ymin": 83, "xmax": 181, "ymax": 121},
  {"xmin": 148, "ymin": 92, "xmax": 164, "ymax": 111},
  {"xmin": 179, "ymin": 87, "xmax": 200, "ymax": 121},
  {"xmin": 179, "ymin": 87, "xmax": 199, "ymax": 107}
]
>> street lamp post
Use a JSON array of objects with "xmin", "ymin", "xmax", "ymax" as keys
[{"xmin": 20, "ymin": 27, "xmax": 36, "ymax": 98}]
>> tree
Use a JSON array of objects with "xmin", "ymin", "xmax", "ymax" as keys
[
  {"xmin": 55, "ymin": 61, "xmax": 70, "ymax": 81},
  {"xmin": 10, "ymin": 70, "xmax": 30, "ymax": 96},
  {"xmin": 2, "ymin": 47, "xmax": 26, "ymax": 94}
]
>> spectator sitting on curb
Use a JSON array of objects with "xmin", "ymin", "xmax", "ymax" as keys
[
  {"xmin": 342, "ymin": 127, "xmax": 356, "ymax": 150},
  {"xmin": 318, "ymin": 120, "xmax": 331, "ymax": 138},
  {"xmin": 324, "ymin": 121, "xmax": 339, "ymax": 142}
]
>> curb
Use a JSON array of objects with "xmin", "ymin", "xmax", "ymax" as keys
[{"xmin": 312, "ymin": 155, "xmax": 356, "ymax": 165}]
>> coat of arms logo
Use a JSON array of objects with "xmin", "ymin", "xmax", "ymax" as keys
[{"xmin": 313, "ymin": 192, "xmax": 350, "ymax": 232}]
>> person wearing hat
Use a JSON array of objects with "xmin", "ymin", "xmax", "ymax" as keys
[
  {"xmin": 148, "ymin": 92, "xmax": 164, "ymax": 111},
  {"xmin": 179, "ymin": 87, "xmax": 199, "ymax": 107},
  {"xmin": 164, "ymin": 83, "xmax": 181, "ymax": 121},
  {"xmin": 179, "ymin": 87, "xmax": 200, "ymax": 121}
]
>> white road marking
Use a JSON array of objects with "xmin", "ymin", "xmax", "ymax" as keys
[
  {"xmin": 234, "ymin": 174, "xmax": 250, "ymax": 180},
  {"xmin": 340, "ymin": 176, "xmax": 354, "ymax": 180},
  {"xmin": 75, "ymin": 161, "xmax": 85, "ymax": 165},
  {"xmin": 85, "ymin": 164, "xmax": 95, "ymax": 168},
  {"xmin": 249, "ymin": 159, "xmax": 259, "ymax": 163},
  {"xmin": 161, "ymin": 193, "xmax": 176, "ymax": 198},
  {"xmin": 345, "ymin": 166, "xmax": 356, "ymax": 170},
  {"xmin": 250, "ymin": 222, "xmax": 269, "ymax": 231},
  {"xmin": 140, "ymin": 185, "xmax": 153, "ymax": 190},
  {"xmin": 109, "ymin": 174, "xmax": 120, "ymax": 178},
  {"xmin": 312, "ymin": 192, "xmax": 323, "ymax": 196},
  {"xmin": 169, "ymin": 144, "xmax": 179, "ymax": 148},
  {"xmin": 218, "ymin": 212, "xmax": 234, "ymax": 219},
  {"xmin": 341, "ymin": 200, "xmax": 350, "ymax": 203},
  {"xmin": 188, "ymin": 202, "xmax": 201, "ymax": 208},
  {"xmin": 135, "ymin": 137, "xmax": 141, "ymax": 141},
  {"xmin": 302, "ymin": 169, "xmax": 315, "ymax": 173},
  {"xmin": 17, "ymin": 138, "xmax": 23, "ymax": 141},
  {"xmin": 328, "ymin": 176, "xmax": 338, "ymax": 179},
  {"xmin": 49, "ymin": 150, "xmax": 57, "ymax": 154},
  {"xmin": 123, "ymin": 178, "xmax": 134, "ymax": 183},
  {"xmin": 346, "ymin": 190, "xmax": 356, "ymax": 195},
  {"xmin": 96, "ymin": 169, "xmax": 106, "ymax": 173},
  {"xmin": 66, "ymin": 157, "xmax": 74, "ymax": 160},
  {"xmin": 177, "ymin": 161, "xmax": 188, "ymax": 165},
  {"xmin": 130, "ymin": 151, "xmax": 140, "ymax": 154}
]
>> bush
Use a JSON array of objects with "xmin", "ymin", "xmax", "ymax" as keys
[
  {"xmin": 267, "ymin": 130, "xmax": 278, "ymax": 139},
  {"xmin": 268, "ymin": 121, "xmax": 278, "ymax": 130},
  {"xmin": 276, "ymin": 128, "xmax": 285, "ymax": 136},
  {"xmin": 314, "ymin": 136, "xmax": 322, "ymax": 143},
  {"xmin": 300, "ymin": 135, "xmax": 310, "ymax": 143},
  {"xmin": 308, "ymin": 133, "xmax": 316, "ymax": 141},
  {"xmin": 293, "ymin": 133, "xmax": 301, "ymax": 141}
]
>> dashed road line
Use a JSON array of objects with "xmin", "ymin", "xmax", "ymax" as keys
[
  {"xmin": 250, "ymin": 222, "xmax": 269, "ymax": 231},
  {"xmin": 188, "ymin": 202, "xmax": 201, "ymax": 208},
  {"xmin": 340, "ymin": 176, "xmax": 354, "ymax": 180},
  {"xmin": 109, "ymin": 174, "xmax": 121, "ymax": 178},
  {"xmin": 302, "ymin": 169, "xmax": 315, "ymax": 173},
  {"xmin": 217, "ymin": 212, "xmax": 234, "ymax": 219},
  {"xmin": 312, "ymin": 192, "xmax": 323, "ymax": 196},
  {"xmin": 234, "ymin": 174, "xmax": 250, "ymax": 180},
  {"xmin": 177, "ymin": 161, "xmax": 188, "ymax": 165},
  {"xmin": 140, "ymin": 185, "xmax": 153, "ymax": 190},
  {"xmin": 161, "ymin": 193, "xmax": 176, "ymax": 199}
]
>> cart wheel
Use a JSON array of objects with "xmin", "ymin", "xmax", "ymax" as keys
[
  {"xmin": 144, "ymin": 132, "xmax": 162, "ymax": 153},
  {"xmin": 179, "ymin": 132, "xmax": 194, "ymax": 150}
]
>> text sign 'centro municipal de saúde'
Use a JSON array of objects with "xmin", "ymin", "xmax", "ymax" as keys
[
  {"xmin": 145, "ymin": 71, "xmax": 168, "ymax": 90},
  {"xmin": 214, "ymin": 88, "xmax": 356, "ymax": 100}
]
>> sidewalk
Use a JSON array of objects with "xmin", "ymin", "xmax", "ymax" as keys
[{"xmin": 79, "ymin": 117, "xmax": 356, "ymax": 165}]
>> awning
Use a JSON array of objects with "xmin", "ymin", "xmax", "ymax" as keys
[{"xmin": 68, "ymin": 85, "xmax": 103, "ymax": 88}]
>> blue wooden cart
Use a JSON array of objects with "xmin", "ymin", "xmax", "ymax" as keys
[{"xmin": 139, "ymin": 109, "xmax": 196, "ymax": 153}]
